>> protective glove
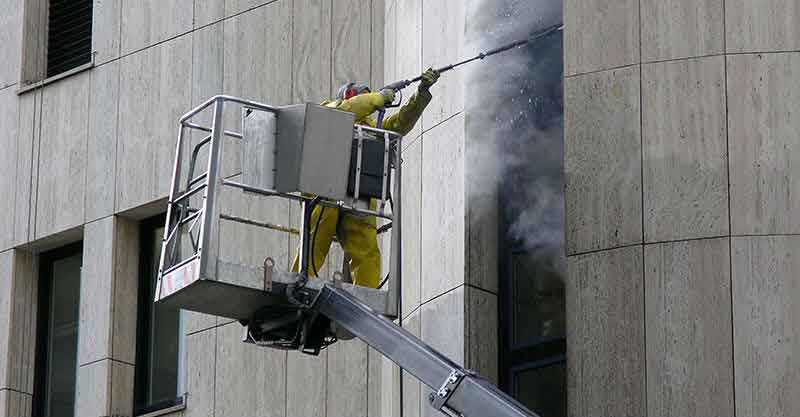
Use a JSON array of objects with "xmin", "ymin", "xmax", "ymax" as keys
[
  {"xmin": 418, "ymin": 68, "xmax": 440, "ymax": 92},
  {"xmin": 380, "ymin": 88, "xmax": 396, "ymax": 105}
]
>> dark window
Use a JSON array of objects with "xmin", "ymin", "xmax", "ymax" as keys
[
  {"xmin": 501, "ymin": 247, "xmax": 566, "ymax": 416},
  {"xmin": 495, "ymin": 14, "xmax": 566, "ymax": 417},
  {"xmin": 134, "ymin": 215, "xmax": 185, "ymax": 415},
  {"xmin": 34, "ymin": 243, "xmax": 83, "ymax": 417},
  {"xmin": 46, "ymin": 0, "xmax": 93, "ymax": 78}
]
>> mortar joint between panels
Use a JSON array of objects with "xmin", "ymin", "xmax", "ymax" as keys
[
  {"xmin": 0, "ymin": 388, "xmax": 33, "ymax": 397},
  {"xmin": 412, "ymin": 282, "xmax": 493, "ymax": 317},
  {"xmin": 567, "ymin": 242, "xmax": 644, "ymax": 258},
  {"xmin": 79, "ymin": 356, "xmax": 135, "ymax": 368},
  {"xmin": 566, "ymin": 51, "xmax": 733, "ymax": 79}
]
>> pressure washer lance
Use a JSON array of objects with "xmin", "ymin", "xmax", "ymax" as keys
[{"xmin": 376, "ymin": 22, "xmax": 564, "ymax": 127}]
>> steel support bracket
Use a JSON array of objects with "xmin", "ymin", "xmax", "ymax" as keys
[{"xmin": 429, "ymin": 370, "xmax": 466, "ymax": 411}]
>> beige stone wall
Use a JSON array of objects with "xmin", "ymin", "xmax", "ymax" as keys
[
  {"xmin": 0, "ymin": 1, "xmax": 394, "ymax": 416},
  {"xmin": 0, "ymin": 0, "xmax": 496, "ymax": 416},
  {"xmin": 384, "ymin": 1, "xmax": 498, "ymax": 416},
  {"xmin": 564, "ymin": 0, "xmax": 800, "ymax": 416}
]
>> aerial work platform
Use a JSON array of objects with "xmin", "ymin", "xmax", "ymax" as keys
[{"xmin": 155, "ymin": 95, "xmax": 540, "ymax": 417}]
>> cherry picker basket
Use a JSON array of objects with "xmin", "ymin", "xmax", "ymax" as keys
[{"xmin": 155, "ymin": 95, "xmax": 403, "ymax": 354}]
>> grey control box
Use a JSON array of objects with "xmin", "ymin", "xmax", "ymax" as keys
[{"xmin": 242, "ymin": 103, "xmax": 356, "ymax": 200}]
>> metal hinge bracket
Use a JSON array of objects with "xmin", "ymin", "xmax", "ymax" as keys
[{"xmin": 429, "ymin": 370, "xmax": 466, "ymax": 411}]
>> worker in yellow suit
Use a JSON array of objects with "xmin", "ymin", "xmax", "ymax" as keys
[{"xmin": 291, "ymin": 68, "xmax": 440, "ymax": 288}]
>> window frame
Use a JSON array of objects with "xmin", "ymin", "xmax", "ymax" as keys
[
  {"xmin": 498, "ymin": 241, "xmax": 567, "ymax": 389},
  {"xmin": 134, "ymin": 214, "xmax": 187, "ymax": 417},
  {"xmin": 17, "ymin": 0, "xmax": 94, "ymax": 95},
  {"xmin": 32, "ymin": 241, "xmax": 83, "ymax": 417}
]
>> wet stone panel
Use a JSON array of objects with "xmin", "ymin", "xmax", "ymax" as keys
[
  {"xmin": 565, "ymin": 0, "xmax": 639, "ymax": 75},
  {"xmin": 36, "ymin": 72, "xmax": 91, "ymax": 238},
  {"xmin": 642, "ymin": 56, "xmax": 728, "ymax": 242},
  {"xmin": 564, "ymin": 65, "xmax": 642, "ymax": 255},
  {"xmin": 727, "ymin": 52, "xmax": 800, "ymax": 235},
  {"xmin": 121, "ymin": 0, "xmax": 192, "ymax": 54},
  {"xmin": 566, "ymin": 245, "xmax": 645, "ymax": 417},
  {"xmin": 640, "ymin": 0, "xmax": 724, "ymax": 61},
  {"xmin": 726, "ymin": 0, "xmax": 800, "ymax": 53},
  {"xmin": 732, "ymin": 235, "xmax": 800, "ymax": 417},
  {"xmin": 645, "ymin": 238, "xmax": 734, "ymax": 417}
]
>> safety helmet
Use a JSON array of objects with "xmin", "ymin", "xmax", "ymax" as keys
[{"xmin": 336, "ymin": 82, "xmax": 371, "ymax": 100}]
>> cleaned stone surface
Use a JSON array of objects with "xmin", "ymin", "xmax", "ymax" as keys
[
  {"xmin": 421, "ymin": 115, "xmax": 465, "ymax": 302},
  {"xmin": 384, "ymin": 0, "xmax": 397, "ymax": 88},
  {"xmin": 91, "ymin": 0, "xmax": 121, "ymax": 64},
  {"xmin": 223, "ymin": 1, "xmax": 292, "ymax": 105},
  {"xmin": 641, "ymin": 0, "xmax": 724, "ymax": 62},
  {"xmin": 36, "ymin": 73, "xmax": 91, "ymax": 239},
  {"xmin": 215, "ymin": 322, "xmax": 287, "ymax": 417},
  {"xmin": 380, "ymin": 352, "xmax": 401, "ymax": 417},
  {"xmin": 14, "ymin": 91, "xmax": 40, "ymax": 246},
  {"xmin": 421, "ymin": 0, "xmax": 464, "ymax": 131},
  {"xmin": 565, "ymin": 66, "xmax": 642, "ymax": 255},
  {"xmin": 75, "ymin": 359, "xmax": 135, "ymax": 417},
  {"xmin": 645, "ymin": 238, "xmax": 734, "ymax": 417},
  {"xmin": 401, "ymin": 139, "xmax": 421, "ymax": 317},
  {"xmin": 85, "ymin": 61, "xmax": 119, "ymax": 223},
  {"xmin": 421, "ymin": 286, "xmax": 464, "ymax": 364},
  {"xmin": 394, "ymin": 0, "xmax": 422, "ymax": 141},
  {"xmin": 567, "ymin": 246, "xmax": 645, "ymax": 417},
  {"xmin": 195, "ymin": 0, "xmax": 224, "ymax": 27},
  {"xmin": 78, "ymin": 217, "xmax": 139, "ymax": 366},
  {"xmin": 224, "ymin": 0, "xmax": 273, "ymax": 18},
  {"xmin": 401, "ymin": 311, "xmax": 421, "ymax": 417},
  {"xmin": 565, "ymin": 0, "xmax": 639, "ymax": 75},
  {"xmin": 726, "ymin": 0, "xmax": 800, "ymax": 53},
  {"xmin": 421, "ymin": 287, "xmax": 464, "ymax": 417},
  {"xmin": 0, "ymin": 0, "xmax": 22, "ymax": 89},
  {"xmin": 287, "ymin": 349, "xmax": 326, "ymax": 417},
  {"xmin": 117, "ymin": 36, "xmax": 192, "ymax": 212},
  {"xmin": 367, "ymin": 346, "xmax": 383, "ymax": 417},
  {"xmin": 0, "ymin": 251, "xmax": 11, "ymax": 390},
  {"xmin": 371, "ymin": 0, "xmax": 385, "ymax": 89},
  {"xmin": 727, "ymin": 53, "xmax": 800, "ymax": 235},
  {"xmin": 185, "ymin": 311, "xmax": 217, "ymax": 336},
  {"xmin": 220, "ymin": 0, "xmax": 292, "ymax": 185},
  {"xmin": 111, "ymin": 217, "xmax": 139, "ymax": 364},
  {"xmin": 5, "ymin": 251, "xmax": 36, "ymax": 395},
  {"xmin": 466, "ymin": 288, "xmax": 498, "ymax": 385},
  {"xmin": 121, "ymin": 0, "xmax": 193, "ymax": 54},
  {"xmin": 732, "ymin": 235, "xmax": 800, "ymax": 417},
  {"xmin": 465, "ymin": 183, "xmax": 499, "ymax": 293},
  {"xmin": 184, "ymin": 329, "xmax": 216, "ymax": 417},
  {"xmin": 642, "ymin": 56, "xmax": 728, "ymax": 242},
  {"xmin": 79, "ymin": 218, "xmax": 115, "ymax": 365},
  {"xmin": 0, "ymin": 89, "xmax": 18, "ymax": 251},
  {"xmin": 332, "ymin": 0, "xmax": 372, "ymax": 91},
  {"xmin": 0, "ymin": 389, "xmax": 31, "ymax": 417},
  {"xmin": 327, "ymin": 339, "xmax": 368, "ymax": 417},
  {"xmin": 292, "ymin": 0, "xmax": 333, "ymax": 102}
]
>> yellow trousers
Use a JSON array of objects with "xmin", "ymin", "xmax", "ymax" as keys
[{"xmin": 291, "ymin": 205, "xmax": 381, "ymax": 288}]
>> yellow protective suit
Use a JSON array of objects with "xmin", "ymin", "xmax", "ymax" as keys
[{"xmin": 291, "ymin": 89, "xmax": 432, "ymax": 288}]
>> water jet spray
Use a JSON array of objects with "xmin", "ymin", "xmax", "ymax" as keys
[{"xmin": 378, "ymin": 23, "xmax": 563, "ymax": 113}]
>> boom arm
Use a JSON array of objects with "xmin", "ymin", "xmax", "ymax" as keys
[{"xmin": 311, "ymin": 284, "xmax": 540, "ymax": 417}]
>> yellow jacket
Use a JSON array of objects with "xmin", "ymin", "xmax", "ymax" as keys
[{"xmin": 323, "ymin": 90, "xmax": 432, "ymax": 136}]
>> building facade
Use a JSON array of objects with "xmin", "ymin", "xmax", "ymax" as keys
[
  {"xmin": 565, "ymin": 0, "xmax": 800, "ymax": 416},
  {"xmin": 0, "ymin": 0, "xmax": 517, "ymax": 417}
]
